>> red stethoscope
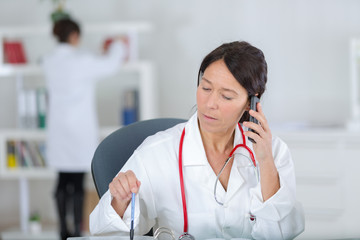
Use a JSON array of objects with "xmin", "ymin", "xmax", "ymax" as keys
[{"xmin": 178, "ymin": 122, "xmax": 257, "ymax": 237}]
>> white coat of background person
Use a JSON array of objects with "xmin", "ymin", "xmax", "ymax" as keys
[
  {"xmin": 90, "ymin": 41, "xmax": 305, "ymax": 239},
  {"xmin": 42, "ymin": 18, "xmax": 127, "ymax": 240}
]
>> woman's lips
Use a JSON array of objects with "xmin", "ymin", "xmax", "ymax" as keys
[{"xmin": 204, "ymin": 114, "xmax": 217, "ymax": 120}]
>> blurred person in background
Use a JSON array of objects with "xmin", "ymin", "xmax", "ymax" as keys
[{"xmin": 42, "ymin": 17, "xmax": 127, "ymax": 240}]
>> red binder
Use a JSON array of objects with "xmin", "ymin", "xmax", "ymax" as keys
[{"xmin": 3, "ymin": 40, "xmax": 27, "ymax": 64}]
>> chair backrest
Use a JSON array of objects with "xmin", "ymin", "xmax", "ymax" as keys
[{"xmin": 91, "ymin": 118, "xmax": 186, "ymax": 198}]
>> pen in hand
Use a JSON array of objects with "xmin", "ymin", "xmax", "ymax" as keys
[{"xmin": 130, "ymin": 192, "xmax": 135, "ymax": 240}]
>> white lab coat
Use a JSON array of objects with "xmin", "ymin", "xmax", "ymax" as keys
[
  {"xmin": 42, "ymin": 41, "xmax": 126, "ymax": 172},
  {"xmin": 90, "ymin": 113, "xmax": 305, "ymax": 239}
]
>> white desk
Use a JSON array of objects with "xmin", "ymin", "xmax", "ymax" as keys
[
  {"xmin": 67, "ymin": 237, "xmax": 229, "ymax": 240},
  {"xmin": 68, "ymin": 237, "xmax": 153, "ymax": 240},
  {"xmin": 67, "ymin": 236, "xmax": 360, "ymax": 240}
]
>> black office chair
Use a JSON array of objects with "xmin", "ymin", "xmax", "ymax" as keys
[{"xmin": 91, "ymin": 118, "xmax": 186, "ymax": 198}]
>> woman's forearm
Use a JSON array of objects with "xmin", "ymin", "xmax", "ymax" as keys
[{"xmin": 259, "ymin": 157, "xmax": 280, "ymax": 201}]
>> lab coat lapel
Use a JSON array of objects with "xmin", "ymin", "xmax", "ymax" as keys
[
  {"xmin": 224, "ymin": 149, "xmax": 247, "ymax": 204},
  {"xmin": 182, "ymin": 113, "xmax": 219, "ymax": 195},
  {"xmin": 224, "ymin": 124, "xmax": 249, "ymax": 204},
  {"xmin": 182, "ymin": 114, "xmax": 206, "ymax": 166}
]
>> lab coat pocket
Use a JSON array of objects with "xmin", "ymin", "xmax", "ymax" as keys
[{"xmin": 187, "ymin": 212, "xmax": 217, "ymax": 238}]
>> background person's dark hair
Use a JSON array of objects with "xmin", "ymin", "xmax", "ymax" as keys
[
  {"xmin": 53, "ymin": 18, "xmax": 81, "ymax": 43},
  {"xmin": 197, "ymin": 41, "xmax": 268, "ymax": 123}
]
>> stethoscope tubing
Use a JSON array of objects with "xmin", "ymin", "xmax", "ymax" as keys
[{"xmin": 178, "ymin": 128, "xmax": 188, "ymax": 233}]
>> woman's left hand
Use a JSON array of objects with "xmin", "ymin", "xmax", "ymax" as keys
[
  {"xmin": 243, "ymin": 102, "xmax": 280, "ymax": 201},
  {"xmin": 243, "ymin": 102, "xmax": 273, "ymax": 164}
]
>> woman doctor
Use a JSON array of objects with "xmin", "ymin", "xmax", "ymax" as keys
[
  {"xmin": 90, "ymin": 41, "xmax": 305, "ymax": 239},
  {"xmin": 42, "ymin": 18, "xmax": 127, "ymax": 240}
]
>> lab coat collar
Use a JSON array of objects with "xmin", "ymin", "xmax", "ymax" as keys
[
  {"xmin": 182, "ymin": 113, "xmax": 249, "ymax": 166},
  {"xmin": 182, "ymin": 112, "xmax": 207, "ymax": 166}
]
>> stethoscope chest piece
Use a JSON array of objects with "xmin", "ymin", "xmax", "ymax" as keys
[
  {"xmin": 153, "ymin": 227, "xmax": 175, "ymax": 240},
  {"xmin": 153, "ymin": 227, "xmax": 195, "ymax": 240}
]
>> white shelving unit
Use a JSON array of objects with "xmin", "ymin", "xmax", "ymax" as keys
[
  {"xmin": 348, "ymin": 38, "xmax": 360, "ymax": 130},
  {"xmin": 0, "ymin": 21, "xmax": 157, "ymax": 238},
  {"xmin": 0, "ymin": 127, "xmax": 115, "ymax": 240}
]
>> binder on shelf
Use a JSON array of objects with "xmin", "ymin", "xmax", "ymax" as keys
[
  {"xmin": 36, "ymin": 142, "xmax": 47, "ymax": 167},
  {"xmin": 122, "ymin": 89, "xmax": 139, "ymax": 126},
  {"xmin": 19, "ymin": 141, "xmax": 33, "ymax": 167},
  {"xmin": 6, "ymin": 141, "xmax": 17, "ymax": 168},
  {"xmin": 3, "ymin": 39, "xmax": 27, "ymax": 64},
  {"xmin": 36, "ymin": 88, "xmax": 47, "ymax": 129},
  {"xmin": 17, "ymin": 88, "xmax": 27, "ymax": 129},
  {"xmin": 18, "ymin": 88, "xmax": 42, "ymax": 129},
  {"xmin": 14, "ymin": 141, "xmax": 22, "ymax": 168},
  {"xmin": 26, "ymin": 89, "xmax": 38, "ymax": 129},
  {"xmin": 26, "ymin": 141, "xmax": 45, "ymax": 167}
]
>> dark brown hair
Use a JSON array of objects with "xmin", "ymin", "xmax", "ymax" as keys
[
  {"xmin": 197, "ymin": 41, "xmax": 267, "ymax": 122},
  {"xmin": 53, "ymin": 18, "xmax": 80, "ymax": 43}
]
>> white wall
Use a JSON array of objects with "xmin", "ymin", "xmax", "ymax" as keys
[{"xmin": 1, "ymin": 0, "xmax": 360, "ymax": 237}]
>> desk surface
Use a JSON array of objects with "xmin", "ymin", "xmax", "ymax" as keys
[
  {"xmin": 67, "ymin": 237, "xmax": 360, "ymax": 240},
  {"xmin": 68, "ymin": 237, "xmax": 153, "ymax": 240},
  {"xmin": 67, "ymin": 237, "xmax": 229, "ymax": 240}
]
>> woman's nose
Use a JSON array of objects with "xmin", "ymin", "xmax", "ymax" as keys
[{"xmin": 206, "ymin": 92, "xmax": 219, "ymax": 109}]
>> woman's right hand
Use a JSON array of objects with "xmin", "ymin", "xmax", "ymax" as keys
[{"xmin": 109, "ymin": 170, "xmax": 141, "ymax": 218}]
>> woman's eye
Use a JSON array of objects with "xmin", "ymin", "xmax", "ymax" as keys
[
  {"xmin": 222, "ymin": 95, "xmax": 232, "ymax": 100},
  {"xmin": 202, "ymin": 87, "xmax": 211, "ymax": 91}
]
